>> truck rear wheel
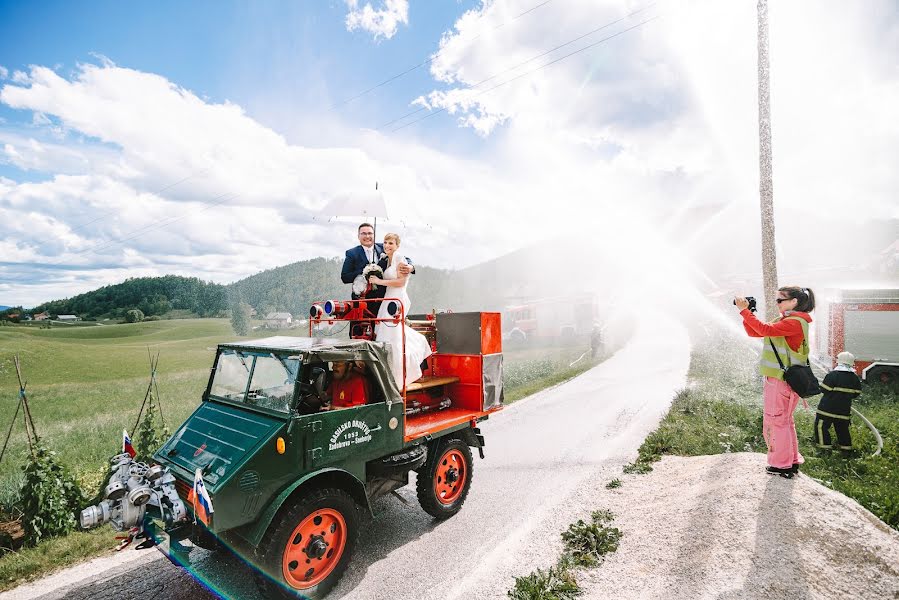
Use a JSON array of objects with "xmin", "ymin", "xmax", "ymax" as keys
[
  {"xmin": 416, "ymin": 436, "xmax": 473, "ymax": 520},
  {"xmin": 866, "ymin": 365, "xmax": 899, "ymax": 386},
  {"xmin": 256, "ymin": 488, "xmax": 360, "ymax": 600}
]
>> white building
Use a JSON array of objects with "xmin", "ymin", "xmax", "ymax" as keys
[{"xmin": 264, "ymin": 312, "xmax": 293, "ymax": 329}]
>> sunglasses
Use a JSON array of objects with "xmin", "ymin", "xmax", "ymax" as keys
[{"xmin": 775, "ymin": 298, "xmax": 793, "ymax": 304}]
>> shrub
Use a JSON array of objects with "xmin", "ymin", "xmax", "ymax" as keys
[
  {"xmin": 20, "ymin": 441, "xmax": 84, "ymax": 546},
  {"xmin": 508, "ymin": 565, "xmax": 581, "ymax": 600},
  {"xmin": 124, "ymin": 309, "xmax": 144, "ymax": 323},
  {"xmin": 560, "ymin": 510, "xmax": 622, "ymax": 567},
  {"xmin": 605, "ymin": 478, "xmax": 622, "ymax": 489}
]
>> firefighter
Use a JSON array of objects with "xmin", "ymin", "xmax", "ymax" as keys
[
  {"xmin": 814, "ymin": 351, "xmax": 862, "ymax": 451},
  {"xmin": 328, "ymin": 361, "xmax": 368, "ymax": 409}
]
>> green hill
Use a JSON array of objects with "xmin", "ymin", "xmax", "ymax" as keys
[
  {"xmin": 32, "ymin": 275, "xmax": 228, "ymax": 320},
  {"xmin": 25, "ymin": 251, "xmax": 541, "ymax": 324},
  {"xmin": 230, "ymin": 257, "xmax": 459, "ymax": 317}
]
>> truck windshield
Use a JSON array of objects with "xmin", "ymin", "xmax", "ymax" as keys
[{"xmin": 209, "ymin": 350, "xmax": 300, "ymax": 413}]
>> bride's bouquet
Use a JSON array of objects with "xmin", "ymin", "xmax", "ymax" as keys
[{"xmin": 362, "ymin": 263, "xmax": 384, "ymax": 286}]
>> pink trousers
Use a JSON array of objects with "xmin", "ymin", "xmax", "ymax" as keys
[{"xmin": 762, "ymin": 377, "xmax": 804, "ymax": 469}]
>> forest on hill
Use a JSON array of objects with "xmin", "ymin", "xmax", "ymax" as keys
[
  {"xmin": 11, "ymin": 249, "xmax": 546, "ymax": 323},
  {"xmin": 30, "ymin": 275, "xmax": 228, "ymax": 319}
]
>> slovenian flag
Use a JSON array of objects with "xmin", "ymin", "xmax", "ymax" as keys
[
  {"xmin": 188, "ymin": 468, "xmax": 214, "ymax": 525},
  {"xmin": 122, "ymin": 429, "xmax": 136, "ymax": 458}
]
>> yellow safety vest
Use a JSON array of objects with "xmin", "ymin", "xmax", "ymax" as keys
[{"xmin": 759, "ymin": 316, "xmax": 810, "ymax": 380}]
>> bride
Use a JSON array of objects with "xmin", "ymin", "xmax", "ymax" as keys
[{"xmin": 368, "ymin": 233, "xmax": 432, "ymax": 388}]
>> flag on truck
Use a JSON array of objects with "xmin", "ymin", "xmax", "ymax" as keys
[
  {"xmin": 122, "ymin": 429, "xmax": 136, "ymax": 458},
  {"xmin": 188, "ymin": 468, "xmax": 214, "ymax": 525}
]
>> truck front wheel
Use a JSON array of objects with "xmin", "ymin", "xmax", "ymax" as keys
[
  {"xmin": 256, "ymin": 488, "xmax": 360, "ymax": 600},
  {"xmin": 416, "ymin": 436, "xmax": 474, "ymax": 519}
]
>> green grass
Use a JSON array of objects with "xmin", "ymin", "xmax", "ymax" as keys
[
  {"xmin": 0, "ymin": 319, "xmax": 261, "ymax": 588},
  {"xmin": 629, "ymin": 328, "xmax": 899, "ymax": 531},
  {"xmin": 0, "ymin": 320, "xmax": 255, "ymax": 490},
  {"xmin": 503, "ymin": 346, "xmax": 603, "ymax": 404}
]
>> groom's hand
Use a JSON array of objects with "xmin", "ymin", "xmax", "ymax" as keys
[{"xmin": 398, "ymin": 263, "xmax": 413, "ymax": 276}]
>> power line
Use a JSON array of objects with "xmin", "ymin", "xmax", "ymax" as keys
[
  {"xmin": 378, "ymin": 3, "xmax": 656, "ymax": 131},
  {"xmin": 65, "ymin": 168, "xmax": 210, "ymax": 236},
  {"xmin": 329, "ymin": 0, "xmax": 560, "ymax": 110},
  {"xmin": 390, "ymin": 15, "xmax": 659, "ymax": 133},
  {"xmin": 48, "ymin": 191, "xmax": 238, "ymax": 265}
]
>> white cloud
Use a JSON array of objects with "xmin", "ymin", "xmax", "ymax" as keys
[
  {"xmin": 419, "ymin": 0, "xmax": 899, "ymax": 220},
  {"xmin": 345, "ymin": 0, "xmax": 409, "ymax": 41},
  {"xmin": 0, "ymin": 66, "xmax": 8, "ymax": 80},
  {"xmin": 0, "ymin": 62, "xmax": 538, "ymax": 305}
]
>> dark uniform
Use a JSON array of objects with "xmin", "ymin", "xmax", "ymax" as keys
[{"xmin": 814, "ymin": 367, "xmax": 862, "ymax": 449}]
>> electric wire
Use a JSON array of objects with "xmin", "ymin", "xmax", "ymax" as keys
[
  {"xmin": 65, "ymin": 168, "xmax": 210, "ymax": 236},
  {"xmin": 378, "ymin": 3, "xmax": 656, "ymax": 131},
  {"xmin": 329, "ymin": 0, "xmax": 559, "ymax": 110},
  {"xmin": 45, "ymin": 191, "xmax": 238, "ymax": 266},
  {"xmin": 390, "ymin": 14, "xmax": 659, "ymax": 132}
]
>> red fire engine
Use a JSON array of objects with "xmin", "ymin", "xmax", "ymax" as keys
[{"xmin": 813, "ymin": 289, "xmax": 899, "ymax": 383}]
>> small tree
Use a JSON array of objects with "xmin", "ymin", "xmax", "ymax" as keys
[
  {"xmin": 136, "ymin": 394, "xmax": 170, "ymax": 463},
  {"xmin": 230, "ymin": 300, "xmax": 252, "ymax": 336},
  {"xmin": 125, "ymin": 308, "xmax": 145, "ymax": 323},
  {"xmin": 21, "ymin": 440, "xmax": 84, "ymax": 546}
]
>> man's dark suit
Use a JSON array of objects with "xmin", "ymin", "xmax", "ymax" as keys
[{"xmin": 342, "ymin": 243, "xmax": 385, "ymax": 300}]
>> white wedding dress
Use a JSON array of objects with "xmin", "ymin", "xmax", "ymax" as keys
[{"xmin": 374, "ymin": 254, "xmax": 432, "ymax": 388}]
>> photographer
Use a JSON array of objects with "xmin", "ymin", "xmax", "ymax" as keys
[{"xmin": 735, "ymin": 286, "xmax": 816, "ymax": 479}]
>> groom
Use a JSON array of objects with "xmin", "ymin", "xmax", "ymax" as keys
[{"xmin": 341, "ymin": 222, "xmax": 413, "ymax": 303}]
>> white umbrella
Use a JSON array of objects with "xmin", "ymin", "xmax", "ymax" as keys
[{"xmin": 320, "ymin": 184, "xmax": 390, "ymax": 265}]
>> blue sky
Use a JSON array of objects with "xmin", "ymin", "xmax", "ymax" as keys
[
  {"xmin": 1, "ymin": 0, "xmax": 897, "ymax": 308},
  {"xmin": 0, "ymin": 0, "xmax": 487, "ymax": 184}
]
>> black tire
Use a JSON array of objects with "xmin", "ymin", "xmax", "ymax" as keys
[
  {"xmin": 866, "ymin": 366, "xmax": 899, "ymax": 386},
  {"xmin": 416, "ymin": 436, "xmax": 474, "ymax": 520},
  {"xmin": 256, "ymin": 487, "xmax": 360, "ymax": 600}
]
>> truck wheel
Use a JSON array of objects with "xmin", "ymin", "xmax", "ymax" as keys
[
  {"xmin": 256, "ymin": 488, "xmax": 360, "ymax": 600},
  {"xmin": 416, "ymin": 437, "xmax": 473, "ymax": 520},
  {"xmin": 866, "ymin": 366, "xmax": 899, "ymax": 386}
]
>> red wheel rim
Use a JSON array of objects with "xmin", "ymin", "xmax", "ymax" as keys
[
  {"xmin": 434, "ymin": 448, "xmax": 467, "ymax": 505},
  {"xmin": 282, "ymin": 508, "xmax": 347, "ymax": 589}
]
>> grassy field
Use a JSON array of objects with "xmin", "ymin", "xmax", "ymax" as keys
[
  {"xmin": 0, "ymin": 319, "xmax": 604, "ymax": 589},
  {"xmin": 0, "ymin": 319, "xmax": 255, "ymax": 510},
  {"xmin": 629, "ymin": 327, "xmax": 899, "ymax": 531}
]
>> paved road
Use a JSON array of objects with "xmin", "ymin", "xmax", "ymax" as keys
[{"xmin": 3, "ymin": 310, "xmax": 690, "ymax": 600}]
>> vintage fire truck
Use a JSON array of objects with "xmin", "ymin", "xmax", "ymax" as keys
[
  {"xmin": 80, "ymin": 299, "xmax": 504, "ymax": 599},
  {"xmin": 812, "ymin": 288, "xmax": 899, "ymax": 383}
]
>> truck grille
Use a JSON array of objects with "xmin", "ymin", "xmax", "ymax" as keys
[{"xmin": 174, "ymin": 478, "xmax": 192, "ymax": 502}]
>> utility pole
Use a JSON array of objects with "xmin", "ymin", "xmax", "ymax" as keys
[{"xmin": 757, "ymin": 0, "xmax": 779, "ymax": 321}]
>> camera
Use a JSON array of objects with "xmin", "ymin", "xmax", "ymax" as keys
[{"xmin": 733, "ymin": 296, "xmax": 757, "ymax": 313}]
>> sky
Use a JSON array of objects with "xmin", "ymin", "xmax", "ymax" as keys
[{"xmin": 1, "ymin": 0, "xmax": 898, "ymax": 308}]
